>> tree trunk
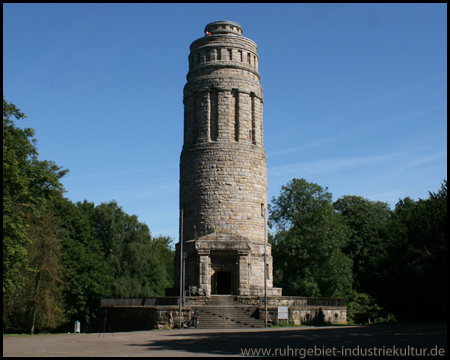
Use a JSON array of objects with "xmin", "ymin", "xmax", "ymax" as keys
[{"xmin": 30, "ymin": 270, "xmax": 42, "ymax": 335}]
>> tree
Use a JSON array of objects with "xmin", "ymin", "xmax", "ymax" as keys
[
  {"xmin": 269, "ymin": 178, "xmax": 353, "ymax": 298},
  {"xmin": 91, "ymin": 200, "xmax": 174, "ymax": 298},
  {"xmin": 379, "ymin": 181, "xmax": 447, "ymax": 320},
  {"xmin": 52, "ymin": 197, "xmax": 110, "ymax": 332},
  {"xmin": 27, "ymin": 207, "xmax": 66, "ymax": 334},
  {"xmin": 3, "ymin": 96, "xmax": 176, "ymax": 333},
  {"xmin": 3, "ymin": 96, "xmax": 69, "ymax": 333},
  {"xmin": 3, "ymin": 203, "xmax": 67, "ymax": 334},
  {"xmin": 333, "ymin": 195, "xmax": 392, "ymax": 292},
  {"xmin": 151, "ymin": 235, "xmax": 175, "ymax": 289},
  {"xmin": 3, "ymin": 95, "xmax": 35, "ymax": 295}
]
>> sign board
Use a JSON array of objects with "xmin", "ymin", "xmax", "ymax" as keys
[{"xmin": 278, "ymin": 306, "xmax": 289, "ymax": 320}]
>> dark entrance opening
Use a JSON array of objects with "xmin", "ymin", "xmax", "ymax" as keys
[{"xmin": 216, "ymin": 271, "xmax": 232, "ymax": 294}]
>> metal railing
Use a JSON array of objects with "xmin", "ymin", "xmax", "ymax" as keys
[
  {"xmin": 101, "ymin": 297, "xmax": 180, "ymax": 307},
  {"xmin": 101, "ymin": 296, "xmax": 345, "ymax": 308},
  {"xmin": 307, "ymin": 297, "xmax": 345, "ymax": 307},
  {"xmin": 244, "ymin": 298, "xmax": 260, "ymax": 316},
  {"xmin": 256, "ymin": 297, "xmax": 345, "ymax": 307}
]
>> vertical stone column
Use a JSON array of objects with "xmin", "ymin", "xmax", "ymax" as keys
[
  {"xmin": 238, "ymin": 92, "xmax": 251, "ymax": 143},
  {"xmin": 198, "ymin": 250, "xmax": 211, "ymax": 296},
  {"xmin": 217, "ymin": 90, "xmax": 231, "ymax": 141},
  {"xmin": 259, "ymin": 98, "xmax": 264, "ymax": 145},
  {"xmin": 238, "ymin": 251, "xmax": 251, "ymax": 295},
  {"xmin": 265, "ymin": 245, "xmax": 274, "ymax": 288},
  {"xmin": 253, "ymin": 95, "xmax": 263, "ymax": 146}
]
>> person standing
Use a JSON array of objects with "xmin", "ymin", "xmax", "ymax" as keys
[
  {"xmin": 167, "ymin": 311, "xmax": 173, "ymax": 331},
  {"xmin": 192, "ymin": 309, "xmax": 199, "ymax": 328}
]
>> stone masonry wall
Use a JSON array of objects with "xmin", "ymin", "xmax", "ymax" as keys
[{"xmin": 180, "ymin": 143, "xmax": 267, "ymax": 241}]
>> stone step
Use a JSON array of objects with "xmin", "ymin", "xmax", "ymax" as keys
[
  {"xmin": 193, "ymin": 298, "xmax": 264, "ymax": 329},
  {"xmin": 196, "ymin": 319, "xmax": 263, "ymax": 328},
  {"xmin": 207, "ymin": 295, "xmax": 236, "ymax": 306},
  {"xmin": 197, "ymin": 320, "xmax": 263, "ymax": 328}
]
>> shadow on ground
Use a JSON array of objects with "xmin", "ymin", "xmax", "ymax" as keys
[{"xmin": 127, "ymin": 323, "xmax": 447, "ymax": 356}]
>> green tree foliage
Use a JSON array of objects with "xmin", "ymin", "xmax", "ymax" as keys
[
  {"xmin": 27, "ymin": 207, "xmax": 67, "ymax": 334},
  {"xmin": 269, "ymin": 177, "xmax": 447, "ymax": 322},
  {"xmin": 3, "ymin": 96, "xmax": 69, "ymax": 333},
  {"xmin": 3, "ymin": 96, "xmax": 35, "ymax": 294},
  {"xmin": 52, "ymin": 196, "xmax": 111, "ymax": 332},
  {"xmin": 3, "ymin": 205, "xmax": 67, "ymax": 334},
  {"xmin": 152, "ymin": 235, "xmax": 175, "ymax": 289},
  {"xmin": 269, "ymin": 178, "xmax": 353, "ymax": 298},
  {"xmin": 376, "ymin": 181, "xmax": 447, "ymax": 320},
  {"xmin": 3, "ymin": 97, "xmax": 175, "ymax": 334},
  {"xmin": 90, "ymin": 200, "xmax": 174, "ymax": 298},
  {"xmin": 333, "ymin": 196, "xmax": 392, "ymax": 293}
]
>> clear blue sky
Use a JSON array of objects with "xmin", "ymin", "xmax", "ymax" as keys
[{"xmin": 3, "ymin": 4, "xmax": 447, "ymax": 242}]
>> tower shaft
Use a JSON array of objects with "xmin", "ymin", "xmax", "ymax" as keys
[{"xmin": 177, "ymin": 21, "xmax": 281, "ymax": 297}]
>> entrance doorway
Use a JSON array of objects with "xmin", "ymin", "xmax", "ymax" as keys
[
  {"xmin": 210, "ymin": 253, "xmax": 237, "ymax": 294},
  {"xmin": 212, "ymin": 271, "xmax": 232, "ymax": 294}
]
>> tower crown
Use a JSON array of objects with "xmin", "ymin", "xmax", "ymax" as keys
[
  {"xmin": 187, "ymin": 21, "xmax": 259, "ymax": 86},
  {"xmin": 205, "ymin": 21, "xmax": 243, "ymax": 36}
]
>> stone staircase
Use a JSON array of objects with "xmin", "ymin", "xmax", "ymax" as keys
[{"xmin": 194, "ymin": 295, "xmax": 264, "ymax": 329}]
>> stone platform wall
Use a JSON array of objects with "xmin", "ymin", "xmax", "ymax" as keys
[
  {"xmin": 98, "ymin": 306, "xmax": 191, "ymax": 332},
  {"xmin": 100, "ymin": 302, "xmax": 347, "ymax": 331},
  {"xmin": 260, "ymin": 307, "xmax": 348, "ymax": 325}
]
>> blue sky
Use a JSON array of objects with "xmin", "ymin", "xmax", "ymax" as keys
[{"xmin": 3, "ymin": 4, "xmax": 447, "ymax": 242}]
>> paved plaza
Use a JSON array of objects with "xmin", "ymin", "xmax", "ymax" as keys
[{"xmin": 3, "ymin": 323, "xmax": 447, "ymax": 357}]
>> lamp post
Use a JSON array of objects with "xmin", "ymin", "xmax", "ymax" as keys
[
  {"xmin": 264, "ymin": 208, "xmax": 268, "ymax": 328},
  {"xmin": 182, "ymin": 252, "xmax": 187, "ymax": 306},
  {"xmin": 262, "ymin": 204, "xmax": 268, "ymax": 328},
  {"xmin": 179, "ymin": 208, "xmax": 183, "ymax": 330}
]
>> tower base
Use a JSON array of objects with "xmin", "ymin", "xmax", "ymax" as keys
[{"xmin": 173, "ymin": 233, "xmax": 282, "ymax": 297}]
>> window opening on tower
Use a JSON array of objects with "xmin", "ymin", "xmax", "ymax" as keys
[
  {"xmin": 232, "ymin": 89, "xmax": 239, "ymax": 142},
  {"xmin": 193, "ymin": 94, "xmax": 198, "ymax": 141},
  {"xmin": 210, "ymin": 88, "xmax": 218, "ymax": 141},
  {"xmin": 251, "ymin": 92, "xmax": 256, "ymax": 145}
]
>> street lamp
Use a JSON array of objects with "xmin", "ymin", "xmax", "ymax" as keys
[
  {"xmin": 182, "ymin": 252, "xmax": 188, "ymax": 307},
  {"xmin": 262, "ymin": 204, "xmax": 267, "ymax": 328},
  {"xmin": 179, "ymin": 208, "xmax": 183, "ymax": 329}
]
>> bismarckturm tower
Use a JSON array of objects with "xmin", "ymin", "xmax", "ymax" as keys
[{"xmin": 176, "ymin": 21, "xmax": 282, "ymax": 298}]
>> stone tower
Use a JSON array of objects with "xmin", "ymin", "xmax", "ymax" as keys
[{"xmin": 176, "ymin": 21, "xmax": 281, "ymax": 297}]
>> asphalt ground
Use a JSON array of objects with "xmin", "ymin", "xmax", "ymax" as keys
[{"xmin": 3, "ymin": 323, "xmax": 447, "ymax": 357}]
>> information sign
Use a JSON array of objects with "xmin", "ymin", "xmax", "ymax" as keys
[{"xmin": 278, "ymin": 306, "xmax": 289, "ymax": 320}]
